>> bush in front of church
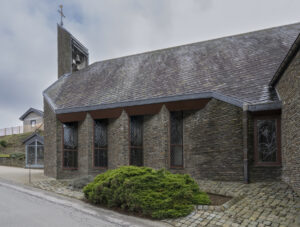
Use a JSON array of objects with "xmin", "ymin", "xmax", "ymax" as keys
[{"xmin": 83, "ymin": 166, "xmax": 210, "ymax": 219}]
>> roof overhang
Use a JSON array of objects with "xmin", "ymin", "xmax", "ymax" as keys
[{"xmin": 43, "ymin": 90, "xmax": 281, "ymax": 116}]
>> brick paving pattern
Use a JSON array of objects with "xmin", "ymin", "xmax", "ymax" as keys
[
  {"xmin": 32, "ymin": 179, "xmax": 300, "ymax": 227},
  {"xmin": 164, "ymin": 181, "xmax": 300, "ymax": 227}
]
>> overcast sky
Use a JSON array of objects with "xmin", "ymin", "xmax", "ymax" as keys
[{"xmin": 0, "ymin": 0, "xmax": 299, "ymax": 128}]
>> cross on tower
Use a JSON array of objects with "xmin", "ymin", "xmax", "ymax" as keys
[{"xmin": 58, "ymin": 5, "xmax": 65, "ymax": 26}]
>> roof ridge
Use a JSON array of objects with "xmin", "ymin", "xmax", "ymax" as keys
[{"xmin": 85, "ymin": 22, "xmax": 300, "ymax": 67}]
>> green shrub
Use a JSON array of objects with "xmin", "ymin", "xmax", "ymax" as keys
[
  {"xmin": 83, "ymin": 166, "xmax": 210, "ymax": 219},
  {"xmin": 0, "ymin": 140, "xmax": 8, "ymax": 148},
  {"xmin": 10, "ymin": 152, "xmax": 25, "ymax": 160}
]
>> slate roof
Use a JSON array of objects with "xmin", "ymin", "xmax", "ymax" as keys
[
  {"xmin": 270, "ymin": 33, "xmax": 300, "ymax": 86},
  {"xmin": 44, "ymin": 23, "xmax": 300, "ymax": 114},
  {"xmin": 19, "ymin": 108, "xmax": 44, "ymax": 120}
]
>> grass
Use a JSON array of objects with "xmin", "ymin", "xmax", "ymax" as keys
[
  {"xmin": 83, "ymin": 166, "xmax": 210, "ymax": 219},
  {"xmin": 0, "ymin": 131, "xmax": 42, "ymax": 146},
  {"xmin": 0, "ymin": 130, "xmax": 43, "ymax": 147},
  {"xmin": 0, "ymin": 130, "xmax": 43, "ymax": 154},
  {"xmin": 0, "ymin": 154, "xmax": 10, "ymax": 158}
]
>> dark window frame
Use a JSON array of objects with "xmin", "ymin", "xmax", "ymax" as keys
[
  {"xmin": 254, "ymin": 115, "xmax": 281, "ymax": 167},
  {"xmin": 62, "ymin": 122, "xmax": 78, "ymax": 170},
  {"xmin": 31, "ymin": 120, "xmax": 36, "ymax": 127},
  {"xmin": 93, "ymin": 119, "xmax": 108, "ymax": 169},
  {"xmin": 170, "ymin": 111, "xmax": 184, "ymax": 169},
  {"xmin": 129, "ymin": 115, "xmax": 144, "ymax": 166}
]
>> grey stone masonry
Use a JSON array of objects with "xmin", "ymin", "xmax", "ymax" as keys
[
  {"xmin": 276, "ymin": 48, "xmax": 300, "ymax": 196},
  {"xmin": 44, "ymin": 99, "xmax": 58, "ymax": 178},
  {"xmin": 78, "ymin": 113, "xmax": 92, "ymax": 176},
  {"xmin": 107, "ymin": 110, "xmax": 129, "ymax": 169},
  {"xmin": 143, "ymin": 105, "xmax": 169, "ymax": 169},
  {"xmin": 170, "ymin": 99, "xmax": 244, "ymax": 181}
]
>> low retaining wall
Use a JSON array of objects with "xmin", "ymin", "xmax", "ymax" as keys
[{"xmin": 0, "ymin": 157, "xmax": 24, "ymax": 168}]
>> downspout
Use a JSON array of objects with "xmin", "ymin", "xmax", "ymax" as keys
[{"xmin": 243, "ymin": 103, "xmax": 249, "ymax": 183}]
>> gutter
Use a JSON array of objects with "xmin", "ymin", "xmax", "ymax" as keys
[
  {"xmin": 248, "ymin": 101, "xmax": 281, "ymax": 111},
  {"xmin": 46, "ymin": 91, "xmax": 246, "ymax": 115},
  {"xmin": 242, "ymin": 103, "xmax": 249, "ymax": 184},
  {"xmin": 43, "ymin": 84, "xmax": 281, "ymax": 115}
]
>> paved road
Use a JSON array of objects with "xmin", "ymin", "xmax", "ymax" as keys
[{"xmin": 0, "ymin": 180, "xmax": 167, "ymax": 227}]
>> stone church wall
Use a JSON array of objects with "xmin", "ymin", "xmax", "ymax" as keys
[
  {"xmin": 276, "ymin": 49, "xmax": 300, "ymax": 195},
  {"xmin": 106, "ymin": 110, "xmax": 130, "ymax": 169},
  {"xmin": 143, "ymin": 105, "xmax": 169, "ymax": 169},
  {"xmin": 44, "ymin": 97, "xmax": 285, "ymax": 182},
  {"xmin": 44, "ymin": 99, "xmax": 59, "ymax": 178},
  {"xmin": 170, "ymin": 99, "xmax": 244, "ymax": 181}
]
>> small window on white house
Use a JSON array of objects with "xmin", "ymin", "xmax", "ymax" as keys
[{"xmin": 31, "ymin": 120, "xmax": 36, "ymax": 128}]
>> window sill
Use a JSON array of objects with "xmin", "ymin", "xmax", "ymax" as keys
[
  {"xmin": 254, "ymin": 162, "xmax": 281, "ymax": 167},
  {"xmin": 93, "ymin": 166, "xmax": 108, "ymax": 170},
  {"xmin": 62, "ymin": 167, "xmax": 78, "ymax": 170},
  {"xmin": 170, "ymin": 166, "xmax": 184, "ymax": 169}
]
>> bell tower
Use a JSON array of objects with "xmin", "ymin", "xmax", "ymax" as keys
[{"xmin": 57, "ymin": 24, "xmax": 89, "ymax": 78}]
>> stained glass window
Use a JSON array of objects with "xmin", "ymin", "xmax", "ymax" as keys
[
  {"xmin": 63, "ymin": 150, "xmax": 77, "ymax": 168},
  {"xmin": 257, "ymin": 119, "xmax": 277, "ymax": 162},
  {"xmin": 63, "ymin": 122, "xmax": 78, "ymax": 168},
  {"xmin": 170, "ymin": 112, "xmax": 183, "ymax": 167},
  {"xmin": 130, "ymin": 116, "xmax": 143, "ymax": 166},
  {"xmin": 94, "ymin": 119, "xmax": 108, "ymax": 167},
  {"xmin": 63, "ymin": 123, "xmax": 78, "ymax": 150}
]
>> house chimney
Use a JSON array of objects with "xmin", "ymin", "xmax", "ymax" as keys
[{"xmin": 57, "ymin": 25, "xmax": 89, "ymax": 78}]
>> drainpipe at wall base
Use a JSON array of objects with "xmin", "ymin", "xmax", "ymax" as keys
[{"xmin": 243, "ymin": 103, "xmax": 249, "ymax": 184}]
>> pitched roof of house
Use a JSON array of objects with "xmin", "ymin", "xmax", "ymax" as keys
[
  {"xmin": 22, "ymin": 133, "xmax": 44, "ymax": 145},
  {"xmin": 19, "ymin": 108, "xmax": 44, "ymax": 121},
  {"xmin": 44, "ymin": 23, "xmax": 300, "ymax": 114}
]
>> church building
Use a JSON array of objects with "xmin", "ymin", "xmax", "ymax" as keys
[{"xmin": 43, "ymin": 23, "xmax": 300, "ymax": 196}]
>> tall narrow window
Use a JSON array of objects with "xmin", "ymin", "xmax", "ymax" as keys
[
  {"xmin": 63, "ymin": 122, "xmax": 78, "ymax": 169},
  {"xmin": 94, "ymin": 119, "xmax": 108, "ymax": 168},
  {"xmin": 170, "ymin": 111, "xmax": 183, "ymax": 168},
  {"xmin": 254, "ymin": 116, "xmax": 281, "ymax": 166},
  {"xmin": 130, "ymin": 116, "xmax": 143, "ymax": 166}
]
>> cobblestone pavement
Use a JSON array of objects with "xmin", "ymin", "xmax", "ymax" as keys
[
  {"xmin": 31, "ymin": 179, "xmax": 84, "ymax": 200},
  {"xmin": 31, "ymin": 179, "xmax": 300, "ymax": 227},
  {"xmin": 164, "ymin": 181, "xmax": 300, "ymax": 227}
]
